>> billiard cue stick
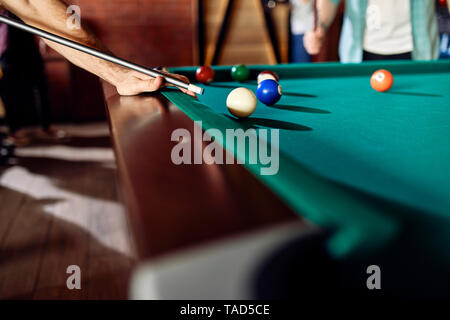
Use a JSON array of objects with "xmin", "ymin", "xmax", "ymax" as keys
[{"xmin": 0, "ymin": 15, "xmax": 204, "ymax": 95}]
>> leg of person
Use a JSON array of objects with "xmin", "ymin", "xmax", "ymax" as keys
[
  {"xmin": 0, "ymin": 130, "xmax": 15, "ymax": 165},
  {"xmin": 0, "ymin": 62, "xmax": 33, "ymax": 145},
  {"xmin": 33, "ymin": 67, "xmax": 53, "ymax": 132},
  {"xmin": 0, "ymin": 70, "xmax": 22, "ymax": 135},
  {"xmin": 291, "ymin": 34, "xmax": 312, "ymax": 63},
  {"xmin": 33, "ymin": 77, "xmax": 66, "ymax": 139},
  {"xmin": 440, "ymin": 33, "xmax": 450, "ymax": 59}
]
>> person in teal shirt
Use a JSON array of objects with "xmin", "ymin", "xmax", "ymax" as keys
[{"xmin": 304, "ymin": 0, "xmax": 450, "ymax": 63}]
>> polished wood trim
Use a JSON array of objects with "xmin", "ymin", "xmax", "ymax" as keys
[{"xmin": 102, "ymin": 83, "xmax": 299, "ymax": 260}]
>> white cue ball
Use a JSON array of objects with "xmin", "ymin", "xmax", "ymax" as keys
[{"xmin": 226, "ymin": 87, "xmax": 257, "ymax": 118}]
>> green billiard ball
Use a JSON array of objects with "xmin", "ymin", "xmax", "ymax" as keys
[{"xmin": 231, "ymin": 64, "xmax": 250, "ymax": 82}]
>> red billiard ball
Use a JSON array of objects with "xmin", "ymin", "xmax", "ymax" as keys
[
  {"xmin": 371, "ymin": 69, "xmax": 393, "ymax": 92},
  {"xmin": 257, "ymin": 70, "xmax": 279, "ymax": 84},
  {"xmin": 196, "ymin": 66, "xmax": 215, "ymax": 84}
]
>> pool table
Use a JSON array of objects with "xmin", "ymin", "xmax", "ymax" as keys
[{"xmin": 104, "ymin": 60, "xmax": 450, "ymax": 299}]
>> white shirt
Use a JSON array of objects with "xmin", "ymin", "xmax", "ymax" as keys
[
  {"xmin": 290, "ymin": 0, "xmax": 314, "ymax": 35},
  {"xmin": 363, "ymin": 0, "xmax": 414, "ymax": 55}
]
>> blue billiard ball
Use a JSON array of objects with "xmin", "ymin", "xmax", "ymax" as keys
[{"xmin": 256, "ymin": 79, "xmax": 282, "ymax": 106}]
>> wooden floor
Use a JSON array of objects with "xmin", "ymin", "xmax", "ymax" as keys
[{"xmin": 0, "ymin": 123, "xmax": 136, "ymax": 299}]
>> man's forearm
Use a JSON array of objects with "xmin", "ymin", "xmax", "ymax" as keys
[
  {"xmin": 1, "ymin": 0, "xmax": 126, "ymax": 86},
  {"xmin": 317, "ymin": 0, "xmax": 338, "ymax": 31}
]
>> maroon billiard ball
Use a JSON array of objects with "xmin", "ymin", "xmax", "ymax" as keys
[
  {"xmin": 257, "ymin": 70, "xmax": 279, "ymax": 84},
  {"xmin": 196, "ymin": 66, "xmax": 215, "ymax": 84}
]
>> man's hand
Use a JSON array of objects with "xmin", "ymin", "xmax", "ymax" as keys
[
  {"xmin": 1, "ymin": 0, "xmax": 197, "ymax": 98},
  {"xmin": 114, "ymin": 69, "xmax": 196, "ymax": 97},
  {"xmin": 303, "ymin": 27, "xmax": 325, "ymax": 55},
  {"xmin": 302, "ymin": 0, "xmax": 337, "ymax": 55}
]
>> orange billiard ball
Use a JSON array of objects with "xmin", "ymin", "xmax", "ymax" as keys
[{"xmin": 371, "ymin": 69, "xmax": 393, "ymax": 92}]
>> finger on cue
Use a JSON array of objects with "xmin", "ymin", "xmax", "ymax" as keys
[{"xmin": 0, "ymin": 14, "xmax": 204, "ymax": 95}]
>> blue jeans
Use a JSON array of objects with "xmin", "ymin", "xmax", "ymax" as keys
[
  {"xmin": 440, "ymin": 33, "xmax": 450, "ymax": 59},
  {"xmin": 291, "ymin": 34, "xmax": 312, "ymax": 63}
]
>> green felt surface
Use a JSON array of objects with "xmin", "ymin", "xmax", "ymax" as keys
[{"xmin": 165, "ymin": 61, "xmax": 450, "ymax": 260}]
